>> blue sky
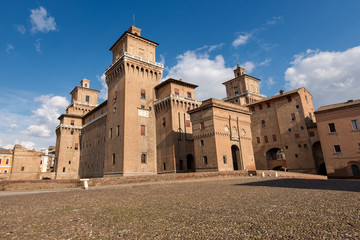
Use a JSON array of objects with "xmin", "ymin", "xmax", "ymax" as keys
[{"xmin": 1, "ymin": 0, "xmax": 360, "ymax": 149}]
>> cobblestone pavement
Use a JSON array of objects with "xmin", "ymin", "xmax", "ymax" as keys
[{"xmin": 1, "ymin": 177, "xmax": 359, "ymax": 239}]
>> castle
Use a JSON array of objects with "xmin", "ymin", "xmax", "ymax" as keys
[{"xmin": 54, "ymin": 26, "xmax": 322, "ymax": 179}]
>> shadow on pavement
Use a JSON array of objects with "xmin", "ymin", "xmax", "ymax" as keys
[{"xmin": 234, "ymin": 178, "xmax": 360, "ymax": 193}]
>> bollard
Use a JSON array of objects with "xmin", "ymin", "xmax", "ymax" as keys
[
  {"xmin": 80, "ymin": 179, "xmax": 89, "ymax": 190},
  {"xmin": 261, "ymin": 172, "xmax": 265, "ymax": 178},
  {"xmin": 275, "ymin": 172, "xmax": 279, "ymax": 178}
]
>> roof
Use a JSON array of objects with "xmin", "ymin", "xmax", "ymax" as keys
[
  {"xmin": 83, "ymin": 100, "xmax": 108, "ymax": 118},
  {"xmin": 155, "ymin": 78, "xmax": 198, "ymax": 90},
  {"xmin": 188, "ymin": 98, "xmax": 251, "ymax": 115},
  {"xmin": 109, "ymin": 31, "xmax": 159, "ymax": 51},
  {"xmin": 222, "ymin": 74, "xmax": 260, "ymax": 85},
  {"xmin": 246, "ymin": 87, "xmax": 309, "ymax": 106},
  {"xmin": 315, "ymin": 99, "xmax": 360, "ymax": 114},
  {"xmin": 70, "ymin": 86, "xmax": 100, "ymax": 95},
  {"xmin": 58, "ymin": 113, "xmax": 83, "ymax": 120},
  {"xmin": 0, "ymin": 149, "xmax": 12, "ymax": 154}
]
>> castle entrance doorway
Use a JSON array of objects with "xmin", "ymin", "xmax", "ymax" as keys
[
  {"xmin": 319, "ymin": 162, "xmax": 327, "ymax": 176},
  {"xmin": 231, "ymin": 145, "xmax": 240, "ymax": 170},
  {"xmin": 186, "ymin": 154, "xmax": 194, "ymax": 172},
  {"xmin": 352, "ymin": 164, "xmax": 360, "ymax": 176}
]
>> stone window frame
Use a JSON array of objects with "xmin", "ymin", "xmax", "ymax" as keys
[
  {"xmin": 203, "ymin": 156, "xmax": 208, "ymax": 165},
  {"xmin": 223, "ymin": 155, "xmax": 227, "ymax": 164},
  {"xmin": 334, "ymin": 145, "xmax": 341, "ymax": 154},
  {"xmin": 141, "ymin": 153, "xmax": 147, "ymax": 164},
  {"xmin": 351, "ymin": 119, "xmax": 360, "ymax": 131},
  {"xmin": 328, "ymin": 123, "xmax": 336, "ymax": 133}
]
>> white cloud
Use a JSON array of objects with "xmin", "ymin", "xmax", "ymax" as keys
[
  {"xmin": 35, "ymin": 39, "xmax": 41, "ymax": 53},
  {"xmin": 242, "ymin": 61, "xmax": 255, "ymax": 73},
  {"xmin": 6, "ymin": 44, "xmax": 14, "ymax": 52},
  {"xmin": 10, "ymin": 123, "xmax": 18, "ymax": 131},
  {"xmin": 22, "ymin": 94, "xmax": 68, "ymax": 138},
  {"xmin": 267, "ymin": 77, "xmax": 276, "ymax": 87},
  {"xmin": 232, "ymin": 33, "xmax": 251, "ymax": 48},
  {"xmin": 16, "ymin": 24, "xmax": 26, "ymax": 34},
  {"xmin": 165, "ymin": 50, "xmax": 233, "ymax": 100},
  {"xmin": 267, "ymin": 16, "xmax": 283, "ymax": 25},
  {"xmin": 285, "ymin": 46, "xmax": 360, "ymax": 107},
  {"xmin": 30, "ymin": 6, "xmax": 57, "ymax": 33},
  {"xmin": 159, "ymin": 54, "xmax": 165, "ymax": 65},
  {"xmin": 97, "ymin": 74, "xmax": 108, "ymax": 100},
  {"xmin": 19, "ymin": 141, "xmax": 36, "ymax": 150}
]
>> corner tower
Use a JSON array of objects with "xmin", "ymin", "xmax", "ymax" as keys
[
  {"xmin": 104, "ymin": 26, "xmax": 164, "ymax": 175},
  {"xmin": 223, "ymin": 64, "xmax": 266, "ymax": 105}
]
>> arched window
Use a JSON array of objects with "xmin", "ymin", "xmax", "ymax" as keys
[
  {"xmin": 4, "ymin": 169, "xmax": 8, "ymax": 173},
  {"xmin": 141, "ymin": 153, "xmax": 147, "ymax": 164}
]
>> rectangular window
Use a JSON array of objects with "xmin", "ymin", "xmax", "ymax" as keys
[
  {"xmin": 200, "ymin": 139, "xmax": 204, "ymax": 146},
  {"xmin": 235, "ymin": 91, "xmax": 239, "ymax": 95},
  {"xmin": 112, "ymin": 153, "xmax": 116, "ymax": 165},
  {"xmin": 86, "ymin": 95, "xmax": 90, "ymax": 102},
  {"xmin": 287, "ymin": 96, "xmax": 292, "ymax": 102},
  {"xmin": 0, "ymin": 158, "xmax": 2, "ymax": 164},
  {"xmin": 250, "ymin": 106, "xmax": 255, "ymax": 112},
  {"xmin": 334, "ymin": 145, "xmax": 341, "ymax": 153},
  {"xmin": 305, "ymin": 95, "xmax": 308, "ymax": 103},
  {"xmin": 109, "ymin": 128, "xmax": 112, "ymax": 138},
  {"xmin": 187, "ymin": 92, "xmax": 192, "ymax": 98},
  {"xmin": 174, "ymin": 88, "xmax": 179, "ymax": 95},
  {"xmin": 200, "ymin": 122, "xmax": 205, "ymax": 129},
  {"xmin": 75, "ymin": 143, "xmax": 78, "ymax": 150},
  {"xmin": 186, "ymin": 120, "xmax": 191, "ymax": 127},
  {"xmin": 71, "ymin": 120, "xmax": 75, "ymax": 125},
  {"xmin": 162, "ymin": 118, "xmax": 166, "ymax": 127},
  {"xmin": 117, "ymin": 125, "xmax": 120, "ymax": 136},
  {"xmin": 141, "ymin": 125, "xmax": 145, "ymax": 136},
  {"xmin": 291, "ymin": 113, "xmax": 296, "ymax": 121},
  {"xmin": 295, "ymin": 134, "xmax": 300, "ymax": 139},
  {"xmin": 141, "ymin": 89, "xmax": 146, "ymax": 99},
  {"xmin": 351, "ymin": 120, "xmax": 360, "ymax": 131},
  {"xmin": 21, "ymin": 166, "xmax": 25, "ymax": 171},
  {"xmin": 328, "ymin": 123, "xmax": 336, "ymax": 133},
  {"xmin": 259, "ymin": 104, "xmax": 263, "ymax": 110},
  {"xmin": 256, "ymin": 137, "xmax": 260, "ymax": 144},
  {"xmin": 5, "ymin": 158, "xmax": 9, "ymax": 164},
  {"xmin": 264, "ymin": 135, "xmax": 269, "ymax": 143},
  {"xmin": 309, "ymin": 131, "xmax": 315, "ymax": 137},
  {"xmin": 266, "ymin": 102, "xmax": 270, "ymax": 108},
  {"xmin": 272, "ymin": 135, "xmax": 277, "ymax": 142},
  {"xmin": 261, "ymin": 120, "xmax": 266, "ymax": 128},
  {"xmin": 141, "ymin": 153, "xmax": 147, "ymax": 164},
  {"xmin": 223, "ymin": 155, "xmax": 227, "ymax": 164},
  {"xmin": 62, "ymin": 167, "xmax": 65, "ymax": 172},
  {"xmin": 203, "ymin": 156, "xmax": 208, "ymax": 164},
  {"xmin": 113, "ymin": 91, "xmax": 118, "ymax": 103}
]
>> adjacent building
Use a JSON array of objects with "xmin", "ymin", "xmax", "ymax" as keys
[
  {"xmin": 314, "ymin": 99, "xmax": 360, "ymax": 177},
  {"xmin": 0, "ymin": 149, "xmax": 12, "ymax": 175},
  {"xmin": 10, "ymin": 145, "xmax": 42, "ymax": 180}
]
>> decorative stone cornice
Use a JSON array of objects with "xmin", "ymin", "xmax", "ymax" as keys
[
  {"xmin": 222, "ymin": 90, "xmax": 266, "ymax": 101},
  {"xmin": 56, "ymin": 124, "xmax": 82, "ymax": 130},
  {"xmin": 154, "ymin": 94, "xmax": 202, "ymax": 106}
]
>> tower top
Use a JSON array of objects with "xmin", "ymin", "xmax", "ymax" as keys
[
  {"xmin": 80, "ymin": 78, "xmax": 90, "ymax": 88},
  {"xmin": 234, "ymin": 64, "xmax": 245, "ymax": 77},
  {"xmin": 127, "ymin": 25, "xmax": 141, "ymax": 36}
]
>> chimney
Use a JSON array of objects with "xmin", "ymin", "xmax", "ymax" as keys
[{"xmin": 279, "ymin": 90, "xmax": 284, "ymax": 95}]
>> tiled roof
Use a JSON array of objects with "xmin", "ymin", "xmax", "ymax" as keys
[
  {"xmin": 246, "ymin": 88, "xmax": 308, "ymax": 106},
  {"xmin": 315, "ymin": 99, "xmax": 360, "ymax": 113}
]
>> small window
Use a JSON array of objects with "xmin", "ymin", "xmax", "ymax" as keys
[
  {"xmin": 259, "ymin": 104, "xmax": 263, "ymax": 110},
  {"xmin": 298, "ymin": 144, "xmax": 301, "ymax": 148},
  {"xmin": 304, "ymin": 144, "xmax": 307, "ymax": 148},
  {"xmin": 21, "ymin": 166, "xmax": 24, "ymax": 171},
  {"xmin": 334, "ymin": 145, "xmax": 341, "ymax": 153},
  {"xmin": 174, "ymin": 88, "xmax": 179, "ymax": 96},
  {"xmin": 187, "ymin": 92, "xmax": 192, "ymax": 98},
  {"xmin": 112, "ymin": 153, "xmax": 116, "ymax": 165},
  {"xmin": 85, "ymin": 83, "xmax": 88, "ymax": 88},
  {"xmin": 163, "ymin": 162, "xmax": 166, "ymax": 171},
  {"xmin": 328, "ymin": 123, "xmax": 336, "ymax": 133},
  {"xmin": 86, "ymin": 95, "xmax": 90, "ymax": 102},
  {"xmin": 203, "ymin": 156, "xmax": 208, "ymax": 164},
  {"xmin": 162, "ymin": 118, "xmax": 166, "ymax": 127},
  {"xmin": 288, "ymin": 128, "xmax": 292, "ymax": 132},
  {"xmin": 141, "ymin": 153, "xmax": 147, "ymax": 164},
  {"xmin": 309, "ymin": 131, "xmax": 315, "ymax": 137},
  {"xmin": 200, "ymin": 139, "xmax": 204, "ymax": 146},
  {"xmin": 5, "ymin": 158, "xmax": 9, "ymax": 164},
  {"xmin": 351, "ymin": 120, "xmax": 360, "ymax": 131},
  {"xmin": 71, "ymin": 120, "xmax": 75, "ymax": 126},
  {"xmin": 296, "ymin": 105, "xmax": 299, "ymax": 109},
  {"xmin": 300, "ymin": 126, "xmax": 304, "ymax": 130},
  {"xmin": 62, "ymin": 167, "xmax": 65, "ymax": 172},
  {"xmin": 75, "ymin": 143, "xmax": 78, "ymax": 150},
  {"xmin": 113, "ymin": 91, "xmax": 118, "ymax": 103},
  {"xmin": 250, "ymin": 106, "xmax": 255, "ymax": 112},
  {"xmin": 141, "ymin": 89, "xmax": 146, "ymax": 99},
  {"xmin": 117, "ymin": 125, "xmax": 120, "ymax": 136},
  {"xmin": 295, "ymin": 154, "xmax": 298, "ymax": 158},
  {"xmin": 305, "ymin": 95, "xmax": 308, "ymax": 103},
  {"xmin": 287, "ymin": 96, "xmax": 292, "ymax": 102},
  {"xmin": 223, "ymin": 155, "xmax": 227, "ymax": 164},
  {"xmin": 272, "ymin": 135, "xmax": 277, "ymax": 142},
  {"xmin": 186, "ymin": 120, "xmax": 191, "ymax": 127},
  {"xmin": 264, "ymin": 136, "xmax": 269, "ymax": 143},
  {"xmin": 266, "ymin": 102, "xmax": 270, "ymax": 108},
  {"xmin": 0, "ymin": 158, "xmax": 2, "ymax": 164},
  {"xmin": 285, "ymin": 145, "xmax": 288, "ymax": 149},
  {"xmin": 69, "ymin": 161, "xmax": 71, "ymax": 164},
  {"xmin": 109, "ymin": 128, "xmax": 113, "ymax": 138},
  {"xmin": 200, "ymin": 122, "xmax": 205, "ymax": 129},
  {"xmin": 141, "ymin": 125, "xmax": 145, "ymax": 136},
  {"xmin": 235, "ymin": 91, "xmax": 239, "ymax": 95},
  {"xmin": 140, "ymin": 105, "xmax": 145, "ymax": 109},
  {"xmin": 71, "ymin": 130, "xmax": 74, "ymax": 135},
  {"xmin": 291, "ymin": 113, "xmax": 296, "ymax": 121},
  {"xmin": 295, "ymin": 134, "xmax": 300, "ymax": 139},
  {"xmin": 4, "ymin": 169, "xmax": 8, "ymax": 174},
  {"xmin": 40, "ymin": 160, "xmax": 43, "ymax": 164},
  {"xmin": 256, "ymin": 137, "xmax": 260, "ymax": 144},
  {"xmin": 261, "ymin": 120, "xmax": 266, "ymax": 128}
]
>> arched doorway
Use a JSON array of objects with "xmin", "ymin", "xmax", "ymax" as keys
[
  {"xmin": 186, "ymin": 154, "xmax": 194, "ymax": 172},
  {"xmin": 266, "ymin": 148, "xmax": 286, "ymax": 170},
  {"xmin": 312, "ymin": 141, "xmax": 324, "ymax": 174},
  {"xmin": 351, "ymin": 165, "xmax": 360, "ymax": 176},
  {"xmin": 318, "ymin": 162, "xmax": 327, "ymax": 176},
  {"xmin": 231, "ymin": 145, "xmax": 240, "ymax": 170}
]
